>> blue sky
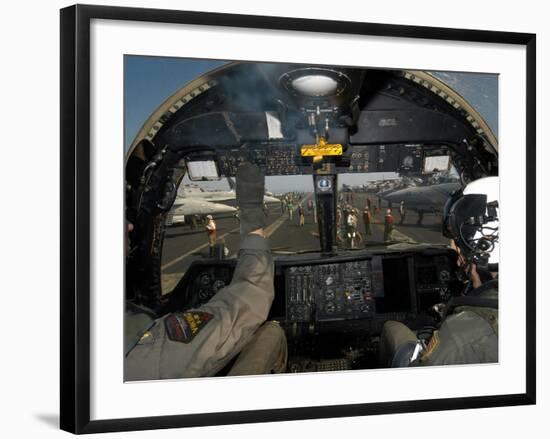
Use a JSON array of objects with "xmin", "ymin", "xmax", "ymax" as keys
[{"xmin": 124, "ymin": 56, "xmax": 227, "ymax": 151}]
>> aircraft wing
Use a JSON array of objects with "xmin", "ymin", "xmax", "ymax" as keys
[
  {"xmin": 382, "ymin": 182, "xmax": 460, "ymax": 213},
  {"xmin": 171, "ymin": 197, "xmax": 237, "ymax": 217},
  {"xmin": 263, "ymin": 194, "xmax": 282, "ymax": 204}
]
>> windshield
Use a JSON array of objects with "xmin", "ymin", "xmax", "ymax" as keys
[
  {"xmin": 161, "ymin": 174, "xmax": 314, "ymax": 293},
  {"xmin": 160, "ymin": 170, "xmax": 457, "ymax": 293}
]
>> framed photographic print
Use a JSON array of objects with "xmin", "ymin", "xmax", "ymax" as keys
[{"xmin": 60, "ymin": 4, "xmax": 536, "ymax": 434}]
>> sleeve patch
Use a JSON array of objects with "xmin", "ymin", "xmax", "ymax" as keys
[
  {"xmin": 164, "ymin": 311, "xmax": 213, "ymax": 343},
  {"xmin": 421, "ymin": 330, "xmax": 440, "ymax": 361}
]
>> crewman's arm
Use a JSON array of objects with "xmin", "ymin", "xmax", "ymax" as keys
[
  {"xmin": 125, "ymin": 163, "xmax": 275, "ymax": 381},
  {"xmin": 124, "ymin": 231, "xmax": 274, "ymax": 380},
  {"xmin": 193, "ymin": 231, "xmax": 274, "ymax": 373}
]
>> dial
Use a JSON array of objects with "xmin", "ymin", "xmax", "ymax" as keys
[
  {"xmin": 402, "ymin": 155, "xmax": 414, "ymax": 167},
  {"xmin": 212, "ymin": 280, "xmax": 225, "ymax": 293},
  {"xmin": 199, "ymin": 273, "xmax": 211, "ymax": 286},
  {"xmin": 198, "ymin": 289, "xmax": 210, "ymax": 300},
  {"xmin": 360, "ymin": 304, "xmax": 372, "ymax": 313},
  {"xmin": 439, "ymin": 270, "xmax": 451, "ymax": 282},
  {"xmin": 325, "ymin": 289, "xmax": 335, "ymax": 300},
  {"xmin": 325, "ymin": 302, "xmax": 336, "ymax": 314}
]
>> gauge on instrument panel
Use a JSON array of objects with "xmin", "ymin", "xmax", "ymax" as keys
[
  {"xmin": 199, "ymin": 273, "xmax": 211, "ymax": 286},
  {"xmin": 360, "ymin": 304, "xmax": 372, "ymax": 313},
  {"xmin": 212, "ymin": 280, "xmax": 226, "ymax": 293},
  {"xmin": 185, "ymin": 157, "xmax": 221, "ymax": 181},
  {"xmin": 198, "ymin": 289, "xmax": 211, "ymax": 301},
  {"xmin": 402, "ymin": 155, "xmax": 414, "ymax": 168}
]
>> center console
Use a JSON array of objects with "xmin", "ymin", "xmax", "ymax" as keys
[{"xmin": 277, "ymin": 250, "xmax": 455, "ymax": 333}]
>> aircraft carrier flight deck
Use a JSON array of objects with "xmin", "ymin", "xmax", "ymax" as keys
[{"xmin": 161, "ymin": 191, "xmax": 447, "ymax": 294}]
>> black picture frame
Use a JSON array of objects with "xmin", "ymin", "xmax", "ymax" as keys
[{"xmin": 60, "ymin": 4, "xmax": 536, "ymax": 434}]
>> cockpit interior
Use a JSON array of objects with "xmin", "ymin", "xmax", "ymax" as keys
[{"xmin": 125, "ymin": 62, "xmax": 498, "ymax": 372}]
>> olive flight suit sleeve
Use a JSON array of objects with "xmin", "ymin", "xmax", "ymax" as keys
[
  {"xmin": 417, "ymin": 287, "xmax": 498, "ymax": 366},
  {"xmin": 125, "ymin": 234, "xmax": 274, "ymax": 381}
]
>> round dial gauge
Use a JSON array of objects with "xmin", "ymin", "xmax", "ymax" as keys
[
  {"xmin": 212, "ymin": 280, "xmax": 225, "ymax": 293},
  {"xmin": 198, "ymin": 289, "xmax": 210, "ymax": 300},
  {"xmin": 199, "ymin": 273, "xmax": 211, "ymax": 286},
  {"xmin": 402, "ymin": 155, "xmax": 414, "ymax": 167}
]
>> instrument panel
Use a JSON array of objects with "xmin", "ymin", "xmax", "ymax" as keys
[
  {"xmin": 282, "ymin": 252, "xmax": 456, "ymax": 326},
  {"xmin": 177, "ymin": 250, "xmax": 458, "ymax": 329},
  {"xmin": 285, "ymin": 260, "xmax": 376, "ymax": 323},
  {"xmin": 197, "ymin": 143, "xmax": 446, "ymax": 177}
]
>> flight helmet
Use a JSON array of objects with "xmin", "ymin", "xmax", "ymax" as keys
[{"xmin": 442, "ymin": 176, "xmax": 499, "ymax": 271}]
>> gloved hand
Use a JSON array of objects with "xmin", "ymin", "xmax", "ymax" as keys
[{"xmin": 236, "ymin": 163, "xmax": 267, "ymax": 235}]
